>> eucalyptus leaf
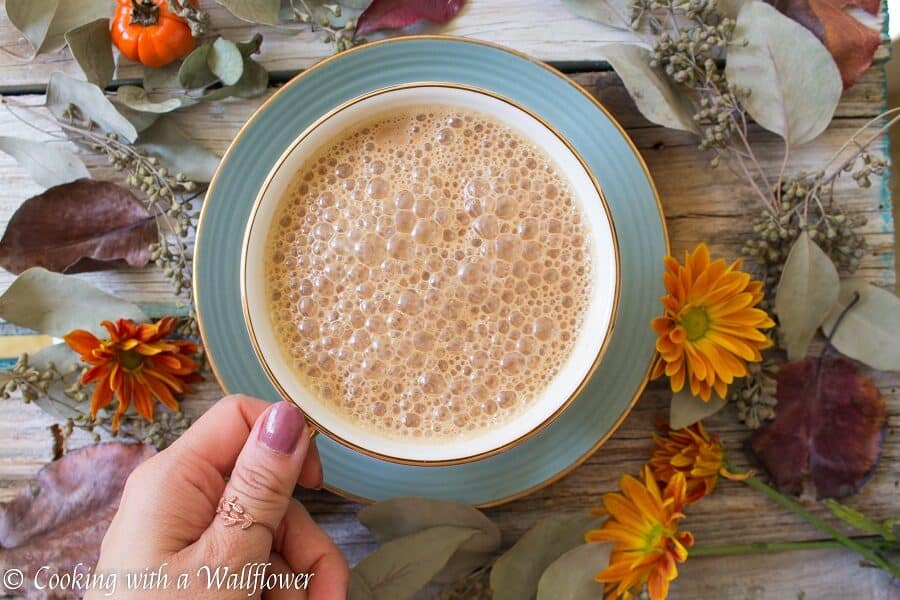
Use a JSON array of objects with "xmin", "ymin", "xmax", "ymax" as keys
[
  {"xmin": 216, "ymin": 0, "xmax": 282, "ymax": 25},
  {"xmin": 144, "ymin": 63, "xmax": 184, "ymax": 93},
  {"xmin": 64, "ymin": 18, "xmax": 114, "ymax": 88},
  {"xmin": 116, "ymin": 86, "xmax": 196, "ymax": 114},
  {"xmin": 821, "ymin": 281, "xmax": 900, "ymax": 371},
  {"xmin": 670, "ymin": 388, "xmax": 726, "ymax": 429},
  {"xmin": 46, "ymin": 73, "xmax": 138, "ymax": 143},
  {"xmin": 40, "ymin": 0, "xmax": 113, "ymax": 54},
  {"xmin": 237, "ymin": 32, "xmax": 264, "ymax": 58},
  {"xmin": 0, "ymin": 137, "xmax": 89, "ymax": 189},
  {"xmin": 726, "ymin": 1, "xmax": 841, "ymax": 145},
  {"xmin": 490, "ymin": 513, "xmax": 601, "ymax": 600},
  {"xmin": 110, "ymin": 100, "xmax": 161, "ymax": 133},
  {"xmin": 209, "ymin": 38, "xmax": 244, "ymax": 86},
  {"xmin": 179, "ymin": 43, "xmax": 217, "ymax": 89},
  {"xmin": 597, "ymin": 44, "xmax": 698, "ymax": 133},
  {"xmin": 358, "ymin": 497, "xmax": 500, "ymax": 583},
  {"xmin": 562, "ymin": 0, "xmax": 636, "ymax": 31},
  {"xmin": 536, "ymin": 543, "xmax": 610, "ymax": 600},
  {"xmin": 135, "ymin": 118, "xmax": 221, "ymax": 183},
  {"xmin": 351, "ymin": 526, "xmax": 480, "ymax": 600},
  {"xmin": 347, "ymin": 572, "xmax": 373, "ymax": 600},
  {"xmin": 0, "ymin": 268, "xmax": 147, "ymax": 338},
  {"xmin": 774, "ymin": 232, "xmax": 839, "ymax": 360},
  {"xmin": 5, "ymin": 0, "xmax": 60, "ymax": 55},
  {"xmin": 203, "ymin": 60, "xmax": 268, "ymax": 101}
]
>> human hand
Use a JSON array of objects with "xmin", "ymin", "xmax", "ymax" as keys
[{"xmin": 89, "ymin": 395, "xmax": 348, "ymax": 599}]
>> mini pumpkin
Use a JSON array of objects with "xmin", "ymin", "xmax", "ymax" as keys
[{"xmin": 111, "ymin": 0, "xmax": 196, "ymax": 68}]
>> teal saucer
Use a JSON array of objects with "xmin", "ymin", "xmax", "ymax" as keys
[{"xmin": 195, "ymin": 36, "xmax": 667, "ymax": 506}]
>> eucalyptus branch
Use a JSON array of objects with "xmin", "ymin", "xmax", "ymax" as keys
[{"xmin": 1, "ymin": 96, "xmax": 201, "ymax": 333}]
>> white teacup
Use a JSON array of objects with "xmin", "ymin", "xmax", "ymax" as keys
[{"xmin": 242, "ymin": 84, "xmax": 619, "ymax": 465}]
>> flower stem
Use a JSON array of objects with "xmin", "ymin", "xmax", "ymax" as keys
[
  {"xmin": 742, "ymin": 476, "xmax": 900, "ymax": 577},
  {"xmin": 691, "ymin": 540, "xmax": 847, "ymax": 557}
]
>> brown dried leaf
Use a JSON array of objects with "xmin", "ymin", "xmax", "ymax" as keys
[
  {"xmin": 766, "ymin": 0, "xmax": 882, "ymax": 88},
  {"xmin": 0, "ymin": 179, "xmax": 158, "ymax": 274},
  {"xmin": 0, "ymin": 443, "xmax": 155, "ymax": 599},
  {"xmin": 749, "ymin": 357, "xmax": 887, "ymax": 498}
]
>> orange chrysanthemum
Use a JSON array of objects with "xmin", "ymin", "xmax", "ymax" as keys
[
  {"xmin": 587, "ymin": 466, "xmax": 694, "ymax": 600},
  {"xmin": 64, "ymin": 317, "xmax": 200, "ymax": 430},
  {"xmin": 651, "ymin": 243, "xmax": 774, "ymax": 401},
  {"xmin": 650, "ymin": 421, "xmax": 752, "ymax": 504}
]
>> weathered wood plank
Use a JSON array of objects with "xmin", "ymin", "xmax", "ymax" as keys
[{"xmin": 0, "ymin": 0, "xmax": 889, "ymax": 92}]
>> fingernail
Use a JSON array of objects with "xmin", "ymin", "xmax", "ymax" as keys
[{"xmin": 258, "ymin": 402, "xmax": 305, "ymax": 454}]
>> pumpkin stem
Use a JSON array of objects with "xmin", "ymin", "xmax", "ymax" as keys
[{"xmin": 130, "ymin": 0, "xmax": 160, "ymax": 26}]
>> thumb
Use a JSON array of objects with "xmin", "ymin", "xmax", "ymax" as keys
[{"xmin": 197, "ymin": 401, "xmax": 310, "ymax": 564}]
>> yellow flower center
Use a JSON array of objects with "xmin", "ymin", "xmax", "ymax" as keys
[
  {"xmin": 642, "ymin": 523, "xmax": 664, "ymax": 554},
  {"xmin": 680, "ymin": 307, "xmax": 710, "ymax": 341},
  {"xmin": 119, "ymin": 349, "xmax": 144, "ymax": 371}
]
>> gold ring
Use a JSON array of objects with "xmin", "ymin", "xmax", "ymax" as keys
[{"xmin": 215, "ymin": 496, "xmax": 257, "ymax": 530}]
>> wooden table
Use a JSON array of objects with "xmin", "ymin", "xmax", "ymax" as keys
[{"xmin": 0, "ymin": 2, "xmax": 897, "ymax": 597}]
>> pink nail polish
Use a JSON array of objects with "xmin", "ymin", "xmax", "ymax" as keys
[{"xmin": 258, "ymin": 402, "xmax": 305, "ymax": 454}]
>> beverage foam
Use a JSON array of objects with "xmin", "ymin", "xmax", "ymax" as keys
[{"xmin": 265, "ymin": 106, "xmax": 593, "ymax": 441}]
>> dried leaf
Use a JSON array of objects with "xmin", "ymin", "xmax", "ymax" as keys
[
  {"xmin": 749, "ymin": 357, "xmax": 887, "ymax": 498},
  {"xmin": 351, "ymin": 526, "xmax": 480, "ymax": 599},
  {"xmin": 536, "ymin": 543, "xmax": 610, "ymax": 600},
  {"xmin": 209, "ymin": 38, "xmax": 244, "ymax": 86},
  {"xmin": 0, "ymin": 443, "xmax": 154, "ymax": 599},
  {"xmin": 561, "ymin": 0, "xmax": 635, "ymax": 30},
  {"xmin": 64, "ymin": 18, "xmax": 114, "ymax": 88},
  {"xmin": 775, "ymin": 232, "xmax": 840, "ymax": 360},
  {"xmin": 136, "ymin": 117, "xmax": 221, "ymax": 182},
  {"xmin": 0, "ymin": 179, "xmax": 157, "ymax": 275},
  {"xmin": 358, "ymin": 497, "xmax": 500, "ymax": 583},
  {"xmin": 203, "ymin": 59, "xmax": 268, "ymax": 101},
  {"xmin": 670, "ymin": 388, "xmax": 727, "ymax": 429},
  {"xmin": 215, "ymin": 0, "xmax": 281, "ymax": 25},
  {"xmin": 5, "ymin": 0, "xmax": 59, "ymax": 54},
  {"xmin": 766, "ymin": 0, "xmax": 882, "ymax": 88},
  {"xmin": 46, "ymin": 73, "xmax": 138, "ymax": 143},
  {"xmin": 40, "ymin": 0, "xmax": 113, "ymax": 54},
  {"xmin": 0, "ymin": 267, "xmax": 147, "ymax": 338},
  {"xmin": 821, "ymin": 281, "xmax": 900, "ymax": 371},
  {"xmin": 490, "ymin": 513, "xmax": 601, "ymax": 600},
  {"xmin": 726, "ymin": 1, "xmax": 841, "ymax": 145},
  {"xmin": 178, "ymin": 42, "xmax": 218, "ymax": 89},
  {"xmin": 355, "ymin": 0, "xmax": 466, "ymax": 36},
  {"xmin": 0, "ymin": 136, "xmax": 89, "ymax": 189},
  {"xmin": 115, "ymin": 85, "xmax": 197, "ymax": 113},
  {"xmin": 598, "ymin": 44, "xmax": 699, "ymax": 134}
]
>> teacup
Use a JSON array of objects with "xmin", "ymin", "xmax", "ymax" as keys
[{"xmin": 241, "ymin": 83, "xmax": 619, "ymax": 465}]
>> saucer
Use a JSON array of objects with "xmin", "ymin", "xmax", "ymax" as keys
[{"xmin": 195, "ymin": 36, "xmax": 667, "ymax": 506}]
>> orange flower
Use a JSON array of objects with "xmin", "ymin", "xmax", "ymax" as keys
[
  {"xmin": 651, "ymin": 243, "xmax": 774, "ymax": 401},
  {"xmin": 650, "ymin": 421, "xmax": 752, "ymax": 504},
  {"xmin": 587, "ymin": 466, "xmax": 694, "ymax": 600},
  {"xmin": 64, "ymin": 317, "xmax": 200, "ymax": 430}
]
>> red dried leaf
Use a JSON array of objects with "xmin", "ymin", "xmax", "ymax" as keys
[
  {"xmin": 766, "ymin": 0, "xmax": 882, "ymax": 88},
  {"xmin": 0, "ymin": 179, "xmax": 158, "ymax": 275},
  {"xmin": 0, "ymin": 443, "xmax": 154, "ymax": 599},
  {"xmin": 355, "ymin": 0, "xmax": 466, "ymax": 37},
  {"xmin": 749, "ymin": 357, "xmax": 887, "ymax": 498}
]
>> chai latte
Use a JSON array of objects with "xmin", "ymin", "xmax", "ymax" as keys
[{"xmin": 264, "ymin": 106, "xmax": 593, "ymax": 441}]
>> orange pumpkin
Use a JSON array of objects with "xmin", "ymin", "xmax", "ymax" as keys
[{"xmin": 111, "ymin": 0, "xmax": 196, "ymax": 68}]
